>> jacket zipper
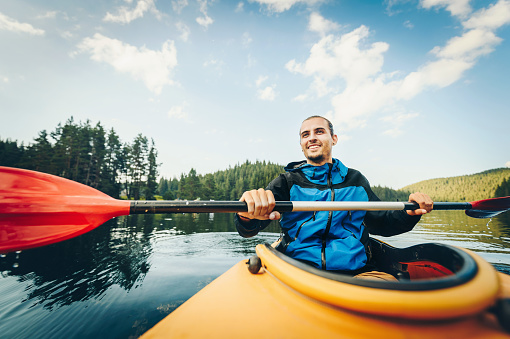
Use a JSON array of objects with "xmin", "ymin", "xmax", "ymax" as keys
[
  {"xmin": 321, "ymin": 163, "xmax": 335, "ymax": 270},
  {"xmin": 281, "ymin": 212, "xmax": 316, "ymax": 252},
  {"xmin": 342, "ymin": 211, "xmax": 358, "ymax": 239},
  {"xmin": 294, "ymin": 212, "xmax": 316, "ymax": 241}
]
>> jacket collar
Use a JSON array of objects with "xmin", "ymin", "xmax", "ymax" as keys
[{"xmin": 284, "ymin": 158, "xmax": 348, "ymax": 185}]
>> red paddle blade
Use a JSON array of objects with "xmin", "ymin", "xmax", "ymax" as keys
[
  {"xmin": 0, "ymin": 166, "xmax": 131, "ymax": 253},
  {"xmin": 466, "ymin": 196, "xmax": 510, "ymax": 219}
]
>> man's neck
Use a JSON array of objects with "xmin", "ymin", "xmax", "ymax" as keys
[{"xmin": 306, "ymin": 158, "xmax": 333, "ymax": 166}]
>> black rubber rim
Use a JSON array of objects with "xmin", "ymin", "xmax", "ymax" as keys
[{"xmin": 262, "ymin": 239, "xmax": 478, "ymax": 291}]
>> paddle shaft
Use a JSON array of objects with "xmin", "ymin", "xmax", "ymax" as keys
[{"xmin": 130, "ymin": 201, "xmax": 472, "ymax": 214}]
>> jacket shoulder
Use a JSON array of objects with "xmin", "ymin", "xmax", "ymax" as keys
[
  {"xmin": 266, "ymin": 173, "xmax": 291, "ymax": 201},
  {"xmin": 344, "ymin": 168, "xmax": 369, "ymax": 186}
]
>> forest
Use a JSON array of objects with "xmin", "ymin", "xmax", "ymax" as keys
[
  {"xmin": 1, "ymin": 118, "xmax": 508, "ymax": 202},
  {"xmin": 401, "ymin": 168, "xmax": 510, "ymax": 202},
  {"xmin": 157, "ymin": 162, "xmax": 412, "ymax": 202},
  {"xmin": 157, "ymin": 161, "xmax": 284, "ymax": 201},
  {"xmin": 0, "ymin": 117, "xmax": 158, "ymax": 200}
]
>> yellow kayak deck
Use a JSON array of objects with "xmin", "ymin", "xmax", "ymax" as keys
[{"xmin": 142, "ymin": 241, "xmax": 510, "ymax": 338}]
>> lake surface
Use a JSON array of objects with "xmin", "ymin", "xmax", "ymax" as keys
[{"xmin": 1, "ymin": 211, "xmax": 509, "ymax": 338}]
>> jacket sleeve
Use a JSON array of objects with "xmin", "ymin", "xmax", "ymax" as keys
[
  {"xmin": 362, "ymin": 177, "xmax": 421, "ymax": 236},
  {"xmin": 234, "ymin": 174, "xmax": 290, "ymax": 238}
]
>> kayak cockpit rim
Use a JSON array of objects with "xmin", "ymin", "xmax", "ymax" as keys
[{"xmin": 258, "ymin": 238, "xmax": 478, "ymax": 291}]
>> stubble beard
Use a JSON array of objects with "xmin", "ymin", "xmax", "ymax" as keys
[{"xmin": 306, "ymin": 151, "xmax": 325, "ymax": 165}]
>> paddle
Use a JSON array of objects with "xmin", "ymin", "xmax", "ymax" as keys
[{"xmin": 1, "ymin": 166, "xmax": 509, "ymax": 253}]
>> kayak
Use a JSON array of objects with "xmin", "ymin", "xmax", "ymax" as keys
[{"xmin": 141, "ymin": 238, "xmax": 510, "ymax": 338}]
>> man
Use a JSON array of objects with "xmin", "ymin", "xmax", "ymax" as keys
[{"xmin": 234, "ymin": 115, "xmax": 433, "ymax": 280}]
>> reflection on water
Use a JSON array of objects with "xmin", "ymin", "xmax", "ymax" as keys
[
  {"xmin": 0, "ymin": 211, "xmax": 508, "ymax": 338},
  {"xmin": 1, "ymin": 216, "xmax": 152, "ymax": 310}
]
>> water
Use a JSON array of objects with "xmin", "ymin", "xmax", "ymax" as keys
[{"xmin": 0, "ymin": 211, "xmax": 509, "ymax": 338}]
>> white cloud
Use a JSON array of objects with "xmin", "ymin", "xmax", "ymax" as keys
[
  {"xmin": 403, "ymin": 20, "xmax": 414, "ymax": 29},
  {"xmin": 292, "ymin": 93, "xmax": 308, "ymax": 101},
  {"xmin": 463, "ymin": 0, "xmax": 510, "ymax": 30},
  {"xmin": 2, "ymin": 76, "xmax": 9, "ymax": 83},
  {"xmin": 506, "ymin": 161, "xmax": 510, "ymax": 168},
  {"xmin": 257, "ymin": 85, "xmax": 277, "ymax": 101},
  {"xmin": 286, "ymin": 25, "xmax": 388, "ymax": 87},
  {"xmin": 308, "ymin": 12, "xmax": 339, "ymax": 36},
  {"xmin": 310, "ymin": 76, "xmax": 335, "ymax": 97},
  {"xmin": 0, "ymin": 12, "xmax": 45, "ymax": 35},
  {"xmin": 196, "ymin": 15, "xmax": 213, "ymax": 28},
  {"xmin": 203, "ymin": 58, "xmax": 223, "ymax": 68},
  {"xmin": 236, "ymin": 2, "xmax": 245, "ymax": 12},
  {"xmin": 381, "ymin": 111, "xmax": 419, "ymax": 137},
  {"xmin": 246, "ymin": 54, "xmax": 256, "ymax": 68},
  {"xmin": 242, "ymin": 32, "xmax": 253, "ymax": 47},
  {"xmin": 76, "ymin": 33, "xmax": 178, "ymax": 94},
  {"xmin": 203, "ymin": 57, "xmax": 226, "ymax": 75},
  {"xmin": 255, "ymin": 75, "xmax": 277, "ymax": 100},
  {"xmin": 172, "ymin": 0, "xmax": 189, "ymax": 14},
  {"xmin": 432, "ymin": 29, "xmax": 502, "ymax": 61},
  {"xmin": 103, "ymin": 0, "xmax": 161, "ymax": 24},
  {"xmin": 61, "ymin": 31, "xmax": 74, "ymax": 39},
  {"xmin": 249, "ymin": 0, "xmax": 323, "ymax": 13},
  {"xmin": 176, "ymin": 21, "xmax": 190, "ymax": 42},
  {"xmin": 36, "ymin": 11, "xmax": 58, "ymax": 20},
  {"xmin": 168, "ymin": 103, "xmax": 188, "ymax": 119},
  {"xmin": 287, "ymin": 1, "xmax": 510, "ymax": 133},
  {"xmin": 420, "ymin": 0, "xmax": 472, "ymax": 18},
  {"xmin": 384, "ymin": 0, "xmax": 409, "ymax": 16},
  {"xmin": 255, "ymin": 75, "xmax": 268, "ymax": 87},
  {"xmin": 36, "ymin": 10, "xmax": 70, "ymax": 21},
  {"xmin": 196, "ymin": 0, "xmax": 214, "ymax": 29}
]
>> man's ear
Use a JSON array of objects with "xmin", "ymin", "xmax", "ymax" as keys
[{"xmin": 332, "ymin": 134, "xmax": 338, "ymax": 145}]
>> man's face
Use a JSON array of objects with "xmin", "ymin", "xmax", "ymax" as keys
[{"xmin": 300, "ymin": 117, "xmax": 338, "ymax": 166}]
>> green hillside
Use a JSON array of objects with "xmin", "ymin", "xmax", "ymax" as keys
[{"xmin": 401, "ymin": 168, "xmax": 510, "ymax": 202}]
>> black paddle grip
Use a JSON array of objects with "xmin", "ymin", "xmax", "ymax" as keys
[{"xmin": 130, "ymin": 201, "xmax": 294, "ymax": 214}]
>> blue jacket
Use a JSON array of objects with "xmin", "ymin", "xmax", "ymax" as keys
[{"xmin": 235, "ymin": 159, "xmax": 420, "ymax": 272}]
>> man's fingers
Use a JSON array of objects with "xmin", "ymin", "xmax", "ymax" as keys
[
  {"xmin": 407, "ymin": 192, "xmax": 434, "ymax": 215},
  {"xmin": 257, "ymin": 188, "xmax": 269, "ymax": 217},
  {"xmin": 239, "ymin": 190, "xmax": 257, "ymax": 218},
  {"xmin": 413, "ymin": 192, "xmax": 433, "ymax": 212},
  {"xmin": 266, "ymin": 190, "xmax": 276, "ymax": 213},
  {"xmin": 269, "ymin": 211, "xmax": 281, "ymax": 220},
  {"xmin": 238, "ymin": 189, "xmax": 277, "ymax": 220}
]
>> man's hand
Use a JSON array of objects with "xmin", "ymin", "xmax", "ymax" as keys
[
  {"xmin": 238, "ymin": 188, "xmax": 281, "ymax": 221},
  {"xmin": 407, "ymin": 192, "xmax": 433, "ymax": 216}
]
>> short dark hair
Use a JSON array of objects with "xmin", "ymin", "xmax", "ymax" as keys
[{"xmin": 302, "ymin": 115, "xmax": 334, "ymax": 136}]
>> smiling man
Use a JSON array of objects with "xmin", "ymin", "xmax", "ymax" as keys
[
  {"xmin": 235, "ymin": 115, "xmax": 433, "ymax": 280},
  {"xmin": 300, "ymin": 115, "xmax": 337, "ymax": 165}
]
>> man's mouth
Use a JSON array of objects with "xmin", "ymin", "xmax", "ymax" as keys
[{"xmin": 308, "ymin": 144, "xmax": 321, "ymax": 150}]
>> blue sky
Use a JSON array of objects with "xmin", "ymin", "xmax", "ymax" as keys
[{"xmin": 1, "ymin": 0, "xmax": 509, "ymax": 189}]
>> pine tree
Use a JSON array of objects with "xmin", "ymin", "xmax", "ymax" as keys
[
  {"xmin": 144, "ymin": 139, "xmax": 159, "ymax": 200},
  {"xmin": 0, "ymin": 139, "xmax": 24, "ymax": 167}
]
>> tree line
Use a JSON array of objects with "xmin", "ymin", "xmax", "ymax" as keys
[
  {"xmin": 0, "ymin": 117, "xmax": 158, "ymax": 200},
  {"xmin": 158, "ymin": 160, "xmax": 412, "ymax": 202},
  {"xmin": 157, "ymin": 160, "xmax": 285, "ymax": 201},
  {"xmin": 3, "ymin": 117, "xmax": 507, "ymax": 203},
  {"xmin": 401, "ymin": 168, "xmax": 510, "ymax": 202},
  {"xmin": 158, "ymin": 164, "xmax": 508, "ymax": 203}
]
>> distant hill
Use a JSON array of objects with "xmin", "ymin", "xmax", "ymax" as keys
[
  {"xmin": 400, "ymin": 168, "xmax": 510, "ymax": 202},
  {"xmin": 371, "ymin": 185, "xmax": 410, "ymax": 202}
]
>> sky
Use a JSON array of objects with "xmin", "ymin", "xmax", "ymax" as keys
[{"xmin": 0, "ymin": 0, "xmax": 509, "ymax": 189}]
